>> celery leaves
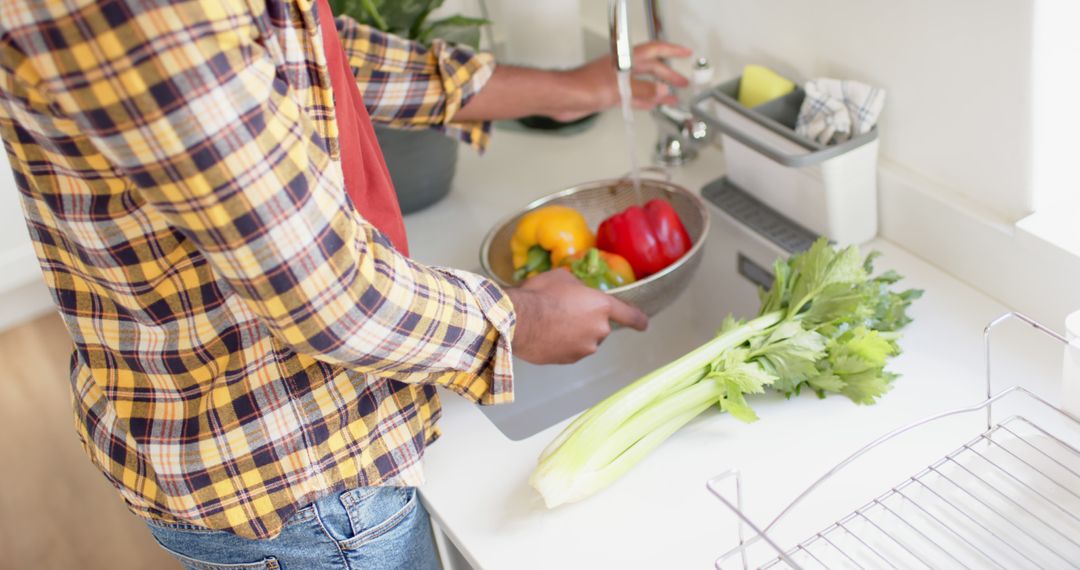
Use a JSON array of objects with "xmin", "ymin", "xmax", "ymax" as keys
[{"xmin": 530, "ymin": 239, "xmax": 922, "ymax": 508}]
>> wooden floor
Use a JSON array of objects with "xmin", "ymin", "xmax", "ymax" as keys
[{"xmin": 0, "ymin": 312, "xmax": 176, "ymax": 569}]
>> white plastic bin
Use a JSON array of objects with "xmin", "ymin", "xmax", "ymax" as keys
[{"xmin": 692, "ymin": 77, "xmax": 880, "ymax": 245}]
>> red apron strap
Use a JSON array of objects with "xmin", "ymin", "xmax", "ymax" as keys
[{"xmin": 315, "ymin": 0, "xmax": 410, "ymax": 255}]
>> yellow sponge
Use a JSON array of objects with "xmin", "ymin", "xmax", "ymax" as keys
[{"xmin": 738, "ymin": 65, "xmax": 796, "ymax": 108}]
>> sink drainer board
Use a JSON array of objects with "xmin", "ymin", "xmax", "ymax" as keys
[{"xmin": 710, "ymin": 313, "xmax": 1080, "ymax": 569}]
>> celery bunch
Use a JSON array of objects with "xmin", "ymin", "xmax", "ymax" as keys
[{"xmin": 530, "ymin": 239, "xmax": 922, "ymax": 508}]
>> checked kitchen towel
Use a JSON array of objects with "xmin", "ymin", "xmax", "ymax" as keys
[{"xmin": 795, "ymin": 79, "xmax": 886, "ymax": 145}]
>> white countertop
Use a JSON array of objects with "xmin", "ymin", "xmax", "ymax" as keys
[{"xmin": 403, "ymin": 110, "xmax": 1066, "ymax": 569}]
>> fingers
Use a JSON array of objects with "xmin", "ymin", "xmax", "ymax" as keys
[
  {"xmin": 606, "ymin": 297, "xmax": 649, "ymax": 332},
  {"xmin": 632, "ymin": 42, "xmax": 691, "ymax": 91},
  {"xmin": 630, "ymin": 81, "xmax": 678, "ymax": 110},
  {"xmin": 521, "ymin": 266, "xmax": 577, "ymax": 290},
  {"xmin": 632, "ymin": 58, "xmax": 690, "ymax": 88},
  {"xmin": 512, "ymin": 266, "xmax": 648, "ymax": 365},
  {"xmin": 633, "ymin": 41, "xmax": 693, "ymax": 61}
]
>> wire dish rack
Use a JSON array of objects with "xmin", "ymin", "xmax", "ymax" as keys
[{"xmin": 709, "ymin": 313, "xmax": 1080, "ymax": 569}]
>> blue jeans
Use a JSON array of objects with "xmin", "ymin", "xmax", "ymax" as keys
[{"xmin": 147, "ymin": 487, "xmax": 439, "ymax": 570}]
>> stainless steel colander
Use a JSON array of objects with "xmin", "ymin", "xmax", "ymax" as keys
[{"xmin": 479, "ymin": 173, "xmax": 710, "ymax": 317}]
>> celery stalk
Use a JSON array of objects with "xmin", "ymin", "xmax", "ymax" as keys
[
  {"xmin": 532, "ymin": 402, "xmax": 710, "ymax": 508},
  {"xmin": 535, "ymin": 311, "xmax": 781, "ymax": 465}
]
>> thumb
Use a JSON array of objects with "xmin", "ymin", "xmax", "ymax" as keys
[{"xmin": 606, "ymin": 297, "xmax": 649, "ymax": 331}]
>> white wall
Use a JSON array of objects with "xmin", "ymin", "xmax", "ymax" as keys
[
  {"xmin": 1031, "ymin": 0, "xmax": 1080, "ymax": 214},
  {"xmin": 652, "ymin": 0, "xmax": 1079, "ymax": 324},
  {"xmin": 579, "ymin": 0, "xmax": 1079, "ymax": 324},
  {"xmin": 664, "ymin": 0, "xmax": 1035, "ymax": 223}
]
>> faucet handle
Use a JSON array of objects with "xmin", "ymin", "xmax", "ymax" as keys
[
  {"xmin": 609, "ymin": 0, "xmax": 632, "ymax": 72},
  {"xmin": 691, "ymin": 58, "xmax": 715, "ymax": 91}
]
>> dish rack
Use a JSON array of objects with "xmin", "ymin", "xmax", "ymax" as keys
[{"xmin": 710, "ymin": 312, "xmax": 1080, "ymax": 569}]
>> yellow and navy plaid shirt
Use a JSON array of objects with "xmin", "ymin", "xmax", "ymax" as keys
[{"xmin": 0, "ymin": 0, "xmax": 514, "ymax": 539}]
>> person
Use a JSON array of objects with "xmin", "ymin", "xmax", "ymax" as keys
[{"xmin": 0, "ymin": 1, "xmax": 689, "ymax": 568}]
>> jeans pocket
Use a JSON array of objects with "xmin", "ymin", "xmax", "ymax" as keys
[
  {"xmin": 151, "ymin": 534, "xmax": 280, "ymax": 570},
  {"xmin": 336, "ymin": 487, "xmax": 418, "ymax": 550}
]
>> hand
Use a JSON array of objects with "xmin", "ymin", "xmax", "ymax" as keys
[
  {"xmin": 552, "ymin": 41, "xmax": 693, "ymax": 123},
  {"xmin": 506, "ymin": 270, "xmax": 648, "ymax": 365}
]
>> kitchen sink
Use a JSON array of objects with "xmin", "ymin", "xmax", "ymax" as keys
[
  {"xmin": 480, "ymin": 192, "xmax": 798, "ymax": 440},
  {"xmin": 480, "ymin": 298, "xmax": 725, "ymax": 441}
]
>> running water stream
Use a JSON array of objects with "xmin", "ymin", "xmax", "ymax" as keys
[{"xmin": 616, "ymin": 70, "xmax": 644, "ymax": 203}]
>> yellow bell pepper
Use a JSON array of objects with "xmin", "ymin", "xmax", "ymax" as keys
[{"xmin": 511, "ymin": 205, "xmax": 595, "ymax": 281}]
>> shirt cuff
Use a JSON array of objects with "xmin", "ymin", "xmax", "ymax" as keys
[
  {"xmin": 430, "ymin": 41, "xmax": 495, "ymax": 153},
  {"xmin": 427, "ymin": 268, "xmax": 515, "ymax": 405}
]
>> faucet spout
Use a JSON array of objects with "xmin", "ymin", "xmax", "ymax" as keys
[
  {"xmin": 607, "ymin": 0, "xmax": 713, "ymax": 166},
  {"xmin": 645, "ymin": 0, "xmax": 664, "ymax": 42},
  {"xmin": 609, "ymin": 0, "xmax": 633, "ymax": 72}
]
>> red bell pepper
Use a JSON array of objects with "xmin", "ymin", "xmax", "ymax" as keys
[{"xmin": 596, "ymin": 198, "xmax": 692, "ymax": 278}]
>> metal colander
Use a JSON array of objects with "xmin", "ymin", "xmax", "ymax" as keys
[{"xmin": 479, "ymin": 174, "xmax": 710, "ymax": 317}]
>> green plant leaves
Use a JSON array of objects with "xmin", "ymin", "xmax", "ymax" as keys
[
  {"xmin": 744, "ymin": 239, "xmax": 921, "ymax": 404},
  {"xmin": 419, "ymin": 15, "xmax": 489, "ymax": 49},
  {"xmin": 751, "ymin": 322, "xmax": 827, "ymax": 394},
  {"xmin": 788, "ymin": 239, "xmax": 867, "ymax": 317},
  {"xmin": 706, "ymin": 350, "xmax": 774, "ymax": 423},
  {"xmin": 327, "ymin": 0, "xmax": 486, "ymax": 47}
]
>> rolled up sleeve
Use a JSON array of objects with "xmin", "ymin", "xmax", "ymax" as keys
[{"xmin": 335, "ymin": 16, "xmax": 495, "ymax": 151}]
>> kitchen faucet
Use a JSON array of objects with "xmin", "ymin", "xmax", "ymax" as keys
[
  {"xmin": 609, "ymin": 0, "xmax": 712, "ymax": 166},
  {"xmin": 609, "ymin": 0, "xmax": 632, "ymax": 73}
]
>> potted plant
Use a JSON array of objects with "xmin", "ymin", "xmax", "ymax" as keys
[{"xmin": 328, "ymin": 0, "xmax": 489, "ymax": 214}]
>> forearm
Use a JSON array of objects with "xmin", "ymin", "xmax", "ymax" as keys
[
  {"xmin": 453, "ymin": 64, "xmax": 606, "ymax": 122},
  {"xmin": 454, "ymin": 42, "xmax": 691, "ymax": 124}
]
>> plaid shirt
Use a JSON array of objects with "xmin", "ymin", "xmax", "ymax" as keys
[{"xmin": 0, "ymin": 0, "xmax": 514, "ymax": 539}]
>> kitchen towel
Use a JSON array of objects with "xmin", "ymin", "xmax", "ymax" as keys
[{"xmin": 795, "ymin": 79, "xmax": 886, "ymax": 145}]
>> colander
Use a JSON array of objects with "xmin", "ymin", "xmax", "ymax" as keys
[{"xmin": 480, "ymin": 172, "xmax": 710, "ymax": 317}]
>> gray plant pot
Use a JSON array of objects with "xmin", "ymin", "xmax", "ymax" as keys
[{"xmin": 373, "ymin": 125, "xmax": 459, "ymax": 215}]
